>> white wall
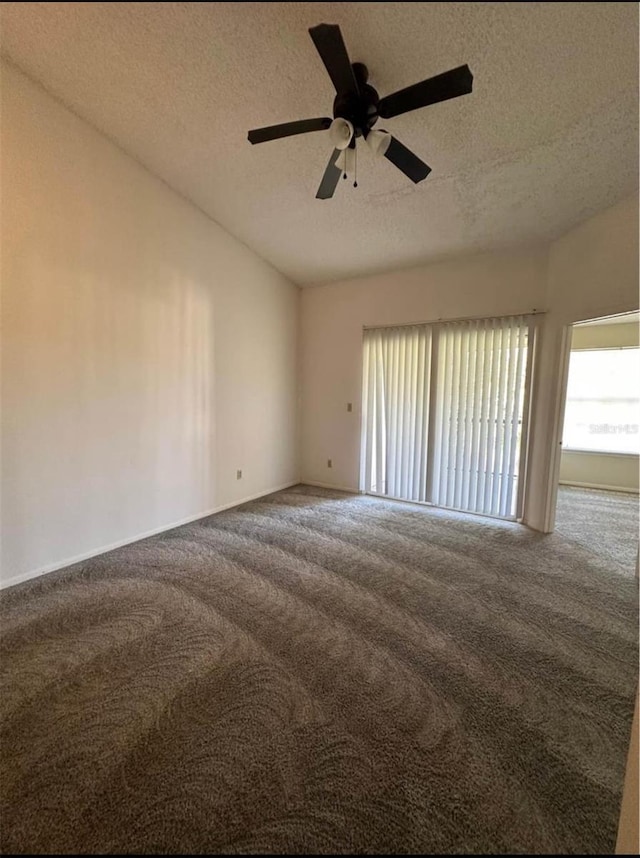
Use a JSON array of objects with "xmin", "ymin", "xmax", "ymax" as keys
[
  {"xmin": 0, "ymin": 62, "xmax": 299, "ymax": 587},
  {"xmin": 559, "ymin": 451, "xmax": 639, "ymax": 493},
  {"xmin": 547, "ymin": 195, "xmax": 639, "ymax": 324},
  {"xmin": 300, "ymin": 194, "xmax": 639, "ymax": 531}
]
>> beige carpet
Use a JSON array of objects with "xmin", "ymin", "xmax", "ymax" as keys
[
  {"xmin": 1, "ymin": 485, "xmax": 638, "ymax": 854},
  {"xmin": 555, "ymin": 485, "xmax": 639, "ymax": 572}
]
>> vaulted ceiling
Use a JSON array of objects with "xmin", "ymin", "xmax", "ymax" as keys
[{"xmin": 1, "ymin": 2, "xmax": 638, "ymax": 285}]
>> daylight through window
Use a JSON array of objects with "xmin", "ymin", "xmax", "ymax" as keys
[{"xmin": 562, "ymin": 348, "xmax": 640, "ymax": 455}]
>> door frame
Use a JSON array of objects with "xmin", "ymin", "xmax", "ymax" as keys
[
  {"xmin": 542, "ymin": 323, "xmax": 574, "ymax": 533},
  {"xmin": 542, "ymin": 306, "xmax": 639, "ymax": 533}
]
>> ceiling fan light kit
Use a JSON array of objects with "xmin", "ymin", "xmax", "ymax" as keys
[
  {"xmin": 335, "ymin": 147, "xmax": 356, "ymax": 175},
  {"xmin": 366, "ymin": 129, "xmax": 392, "ymax": 157},
  {"xmin": 329, "ymin": 117, "xmax": 354, "ymax": 150},
  {"xmin": 248, "ymin": 23, "xmax": 473, "ymax": 199}
]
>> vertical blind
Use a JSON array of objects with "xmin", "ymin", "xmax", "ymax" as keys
[
  {"xmin": 431, "ymin": 316, "xmax": 530, "ymax": 519},
  {"xmin": 361, "ymin": 315, "xmax": 533, "ymax": 520},
  {"xmin": 360, "ymin": 325, "xmax": 431, "ymax": 502}
]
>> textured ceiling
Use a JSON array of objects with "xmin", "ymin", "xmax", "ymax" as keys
[{"xmin": 1, "ymin": 2, "xmax": 638, "ymax": 285}]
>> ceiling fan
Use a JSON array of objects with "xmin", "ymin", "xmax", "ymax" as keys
[{"xmin": 248, "ymin": 23, "xmax": 473, "ymax": 199}]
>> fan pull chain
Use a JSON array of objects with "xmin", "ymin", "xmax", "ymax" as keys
[{"xmin": 354, "ymin": 144, "xmax": 358, "ymax": 188}]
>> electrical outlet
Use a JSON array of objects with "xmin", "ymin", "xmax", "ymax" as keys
[
  {"xmin": 236, "ymin": 469, "xmax": 242, "ymax": 480},
  {"xmin": 327, "ymin": 459, "xmax": 332, "ymax": 468},
  {"xmin": 347, "ymin": 402, "xmax": 353, "ymax": 412}
]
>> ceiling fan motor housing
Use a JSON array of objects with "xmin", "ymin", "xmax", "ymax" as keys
[{"xmin": 333, "ymin": 63, "xmax": 379, "ymax": 137}]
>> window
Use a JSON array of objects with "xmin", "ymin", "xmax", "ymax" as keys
[{"xmin": 562, "ymin": 348, "xmax": 640, "ymax": 455}]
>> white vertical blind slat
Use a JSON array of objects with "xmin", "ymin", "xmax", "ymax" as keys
[
  {"xmin": 360, "ymin": 332, "xmax": 371, "ymax": 492},
  {"xmin": 454, "ymin": 327, "xmax": 464, "ymax": 508},
  {"xmin": 466, "ymin": 321, "xmax": 481, "ymax": 511},
  {"xmin": 505, "ymin": 323, "xmax": 527, "ymax": 517},
  {"xmin": 447, "ymin": 328, "xmax": 460, "ymax": 506},
  {"xmin": 401, "ymin": 334, "xmax": 411, "ymax": 498},
  {"xmin": 438, "ymin": 327, "xmax": 453, "ymax": 504},
  {"xmin": 388, "ymin": 331, "xmax": 398, "ymax": 496},
  {"xmin": 498, "ymin": 322, "xmax": 518, "ymax": 516},
  {"xmin": 475, "ymin": 320, "xmax": 492, "ymax": 511},
  {"xmin": 398, "ymin": 333, "xmax": 407, "ymax": 498},
  {"xmin": 408, "ymin": 331, "xmax": 418, "ymax": 500},
  {"xmin": 361, "ymin": 325, "xmax": 431, "ymax": 502},
  {"xmin": 487, "ymin": 320, "xmax": 503, "ymax": 514},
  {"xmin": 495, "ymin": 323, "xmax": 510, "ymax": 515},
  {"xmin": 483, "ymin": 320, "xmax": 501, "ymax": 514},
  {"xmin": 384, "ymin": 331, "xmax": 403, "ymax": 496},
  {"xmin": 456, "ymin": 324, "xmax": 472, "ymax": 509},
  {"xmin": 374, "ymin": 332, "xmax": 385, "ymax": 494},
  {"xmin": 419, "ymin": 328, "xmax": 431, "ymax": 498},
  {"xmin": 412, "ymin": 330, "xmax": 425, "ymax": 500}
]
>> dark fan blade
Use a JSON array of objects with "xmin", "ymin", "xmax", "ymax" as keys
[
  {"xmin": 383, "ymin": 135, "xmax": 431, "ymax": 183},
  {"xmin": 309, "ymin": 23, "xmax": 359, "ymax": 97},
  {"xmin": 316, "ymin": 149, "xmax": 342, "ymax": 199},
  {"xmin": 378, "ymin": 64, "xmax": 473, "ymax": 119},
  {"xmin": 248, "ymin": 117, "xmax": 331, "ymax": 144}
]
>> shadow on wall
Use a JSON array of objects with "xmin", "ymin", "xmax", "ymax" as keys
[{"xmin": 3, "ymin": 254, "xmax": 216, "ymax": 575}]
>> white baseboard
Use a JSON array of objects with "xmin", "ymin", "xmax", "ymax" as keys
[
  {"xmin": 1, "ymin": 480, "xmax": 300, "ymax": 591},
  {"xmin": 559, "ymin": 480, "xmax": 639, "ymax": 495},
  {"xmin": 302, "ymin": 480, "xmax": 359, "ymax": 493}
]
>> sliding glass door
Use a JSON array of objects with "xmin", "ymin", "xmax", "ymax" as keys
[{"xmin": 360, "ymin": 315, "xmax": 534, "ymax": 520}]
